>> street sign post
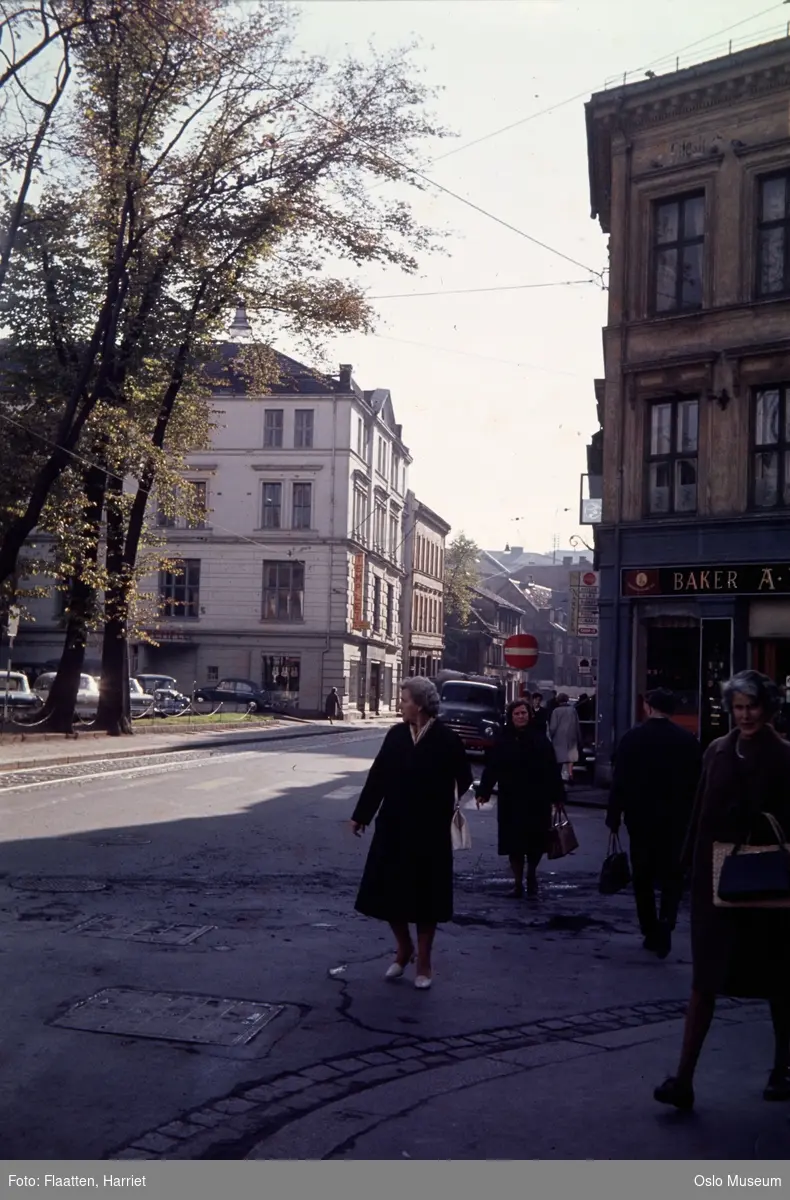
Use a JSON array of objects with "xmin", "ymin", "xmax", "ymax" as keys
[
  {"xmin": 503, "ymin": 633, "xmax": 539, "ymax": 671},
  {"xmin": 3, "ymin": 605, "xmax": 20, "ymax": 725}
]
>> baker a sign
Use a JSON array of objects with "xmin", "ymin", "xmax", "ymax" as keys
[{"xmin": 622, "ymin": 563, "xmax": 790, "ymax": 598}]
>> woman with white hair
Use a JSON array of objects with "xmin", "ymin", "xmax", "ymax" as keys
[
  {"xmin": 654, "ymin": 670, "xmax": 790, "ymax": 1111},
  {"xmin": 350, "ymin": 676, "xmax": 473, "ymax": 990}
]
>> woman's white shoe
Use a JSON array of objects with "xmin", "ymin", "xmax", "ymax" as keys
[
  {"xmin": 385, "ymin": 962, "xmax": 405, "ymax": 980},
  {"xmin": 414, "ymin": 974, "xmax": 433, "ymax": 990}
]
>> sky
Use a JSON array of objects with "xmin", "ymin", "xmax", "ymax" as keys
[{"xmin": 283, "ymin": 0, "xmax": 785, "ymax": 555}]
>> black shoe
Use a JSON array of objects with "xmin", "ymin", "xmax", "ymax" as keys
[
  {"xmin": 642, "ymin": 932, "xmax": 658, "ymax": 952},
  {"xmin": 764, "ymin": 1069, "xmax": 790, "ymax": 1102},
  {"xmin": 654, "ymin": 1076, "xmax": 694, "ymax": 1111},
  {"xmin": 507, "ymin": 885, "xmax": 524, "ymax": 899},
  {"xmin": 655, "ymin": 921, "xmax": 672, "ymax": 959},
  {"xmin": 526, "ymin": 876, "xmax": 538, "ymax": 898}
]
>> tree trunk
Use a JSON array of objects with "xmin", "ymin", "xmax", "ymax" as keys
[
  {"xmin": 95, "ymin": 614, "xmax": 131, "ymax": 735},
  {"xmin": 36, "ymin": 464, "xmax": 106, "ymax": 733},
  {"xmin": 37, "ymin": 585, "xmax": 93, "ymax": 734},
  {"xmin": 95, "ymin": 476, "xmax": 132, "ymax": 735}
]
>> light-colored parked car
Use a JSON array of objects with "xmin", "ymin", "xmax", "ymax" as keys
[
  {"xmin": 129, "ymin": 678, "xmax": 155, "ymax": 716},
  {"xmin": 0, "ymin": 671, "xmax": 43, "ymax": 715},
  {"xmin": 136, "ymin": 674, "xmax": 178, "ymax": 695},
  {"xmin": 34, "ymin": 672, "xmax": 100, "ymax": 718}
]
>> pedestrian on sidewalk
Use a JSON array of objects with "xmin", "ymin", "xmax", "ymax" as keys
[
  {"xmin": 654, "ymin": 670, "xmax": 790, "ymax": 1112},
  {"xmin": 530, "ymin": 692, "xmax": 549, "ymax": 736},
  {"xmin": 350, "ymin": 677, "xmax": 473, "ymax": 991},
  {"xmin": 325, "ymin": 687, "xmax": 343, "ymax": 723},
  {"xmin": 549, "ymin": 693, "xmax": 582, "ymax": 783},
  {"xmin": 475, "ymin": 697, "xmax": 564, "ymax": 898},
  {"xmin": 606, "ymin": 688, "xmax": 702, "ymax": 958}
]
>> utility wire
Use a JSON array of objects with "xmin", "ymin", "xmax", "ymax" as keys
[
  {"xmin": 368, "ymin": 278, "xmax": 596, "ymax": 299},
  {"xmin": 138, "ymin": 0, "xmax": 604, "ymax": 282},
  {"xmin": 428, "ymin": 4, "xmax": 788, "ymax": 164},
  {"xmin": 369, "ymin": 332, "xmax": 588, "ymax": 378}
]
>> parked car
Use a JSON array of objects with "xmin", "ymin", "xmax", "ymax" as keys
[
  {"xmin": 136, "ymin": 674, "xmax": 179, "ymax": 696},
  {"xmin": 194, "ymin": 678, "xmax": 272, "ymax": 712},
  {"xmin": 153, "ymin": 687, "xmax": 190, "ymax": 716},
  {"xmin": 0, "ymin": 671, "xmax": 43, "ymax": 715},
  {"xmin": 33, "ymin": 672, "xmax": 100, "ymax": 718},
  {"xmin": 129, "ymin": 678, "xmax": 155, "ymax": 716}
]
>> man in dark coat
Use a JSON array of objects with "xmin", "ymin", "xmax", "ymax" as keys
[
  {"xmin": 607, "ymin": 688, "xmax": 703, "ymax": 958},
  {"xmin": 530, "ymin": 692, "xmax": 549, "ymax": 735},
  {"xmin": 325, "ymin": 687, "xmax": 342, "ymax": 722}
]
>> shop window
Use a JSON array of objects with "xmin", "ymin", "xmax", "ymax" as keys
[
  {"xmin": 651, "ymin": 192, "xmax": 705, "ymax": 314},
  {"xmin": 752, "ymin": 386, "xmax": 790, "ymax": 508},
  {"xmin": 757, "ymin": 171, "xmax": 790, "ymax": 297},
  {"xmin": 646, "ymin": 398, "xmax": 698, "ymax": 515},
  {"xmin": 642, "ymin": 622, "xmax": 699, "ymax": 731},
  {"xmin": 262, "ymin": 655, "xmax": 300, "ymax": 697}
]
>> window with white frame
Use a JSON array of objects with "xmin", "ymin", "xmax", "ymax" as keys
[
  {"xmin": 262, "ymin": 481, "xmax": 283, "ymax": 528},
  {"xmin": 373, "ymin": 576, "xmax": 382, "ymax": 630},
  {"xmin": 292, "ymin": 482, "xmax": 312, "ymax": 529},
  {"xmin": 377, "ymin": 436, "xmax": 388, "ymax": 477},
  {"xmin": 264, "ymin": 409, "xmax": 284, "ymax": 448},
  {"xmin": 352, "ymin": 487, "xmax": 368, "ymax": 543},
  {"xmin": 389, "ymin": 512, "xmax": 399, "ymax": 563},
  {"xmin": 374, "ymin": 502, "xmax": 386, "ymax": 551},
  {"xmin": 294, "ymin": 410, "xmax": 314, "ymax": 449},
  {"xmin": 391, "ymin": 453, "xmax": 400, "ymax": 490}
]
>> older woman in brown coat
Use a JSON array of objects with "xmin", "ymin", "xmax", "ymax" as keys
[{"xmin": 654, "ymin": 671, "xmax": 790, "ymax": 1111}]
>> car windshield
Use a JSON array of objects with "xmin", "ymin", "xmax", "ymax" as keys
[
  {"xmin": 130, "ymin": 680, "xmax": 142, "ymax": 693},
  {"xmin": 441, "ymin": 683, "xmax": 499, "ymax": 706},
  {"xmin": 35, "ymin": 674, "xmax": 55, "ymax": 689}
]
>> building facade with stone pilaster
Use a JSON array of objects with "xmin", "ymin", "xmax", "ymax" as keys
[
  {"xmin": 586, "ymin": 35, "xmax": 790, "ymax": 775},
  {"xmin": 401, "ymin": 492, "xmax": 450, "ymax": 679}
]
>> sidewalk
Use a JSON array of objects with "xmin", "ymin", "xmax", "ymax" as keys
[{"xmin": 0, "ymin": 715, "xmax": 395, "ymax": 772}]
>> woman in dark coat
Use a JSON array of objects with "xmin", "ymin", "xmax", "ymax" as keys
[
  {"xmin": 655, "ymin": 671, "xmax": 790, "ymax": 1111},
  {"xmin": 475, "ymin": 697, "xmax": 565, "ymax": 898},
  {"xmin": 350, "ymin": 676, "xmax": 473, "ymax": 991}
]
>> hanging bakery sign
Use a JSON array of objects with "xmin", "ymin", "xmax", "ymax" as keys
[{"xmin": 622, "ymin": 564, "xmax": 790, "ymax": 597}]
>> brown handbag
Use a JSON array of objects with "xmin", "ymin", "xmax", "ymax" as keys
[{"xmin": 547, "ymin": 805, "xmax": 579, "ymax": 860}]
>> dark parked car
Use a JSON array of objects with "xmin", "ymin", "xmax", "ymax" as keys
[
  {"xmin": 194, "ymin": 678, "xmax": 272, "ymax": 712},
  {"xmin": 438, "ymin": 678, "xmax": 505, "ymax": 756}
]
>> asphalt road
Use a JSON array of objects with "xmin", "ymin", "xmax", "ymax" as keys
[{"xmin": 0, "ymin": 729, "xmax": 786, "ymax": 1161}]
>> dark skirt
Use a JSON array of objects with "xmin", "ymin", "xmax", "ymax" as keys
[
  {"xmin": 354, "ymin": 823, "xmax": 453, "ymax": 925},
  {"xmin": 497, "ymin": 792, "xmax": 550, "ymax": 859}
]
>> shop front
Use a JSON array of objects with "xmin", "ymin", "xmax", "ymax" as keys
[{"xmin": 621, "ymin": 560, "xmax": 790, "ymax": 749}]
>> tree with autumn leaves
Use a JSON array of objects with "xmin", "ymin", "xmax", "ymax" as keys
[{"xmin": 0, "ymin": 0, "xmax": 448, "ymax": 732}]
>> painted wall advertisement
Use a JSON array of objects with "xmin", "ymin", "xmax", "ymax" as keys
[
  {"xmin": 352, "ymin": 553, "xmax": 365, "ymax": 631},
  {"xmin": 569, "ymin": 570, "xmax": 600, "ymax": 637}
]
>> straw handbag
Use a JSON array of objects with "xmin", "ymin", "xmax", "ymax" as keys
[{"xmin": 712, "ymin": 812, "xmax": 790, "ymax": 909}]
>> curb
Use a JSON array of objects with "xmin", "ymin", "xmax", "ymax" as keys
[{"xmin": 0, "ymin": 720, "xmax": 394, "ymax": 775}]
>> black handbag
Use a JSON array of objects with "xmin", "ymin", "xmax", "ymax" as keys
[
  {"xmin": 715, "ymin": 812, "xmax": 790, "ymax": 907},
  {"xmin": 599, "ymin": 833, "xmax": 631, "ymax": 895}
]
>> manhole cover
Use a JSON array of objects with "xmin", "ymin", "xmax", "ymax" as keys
[
  {"xmin": 67, "ymin": 915, "xmax": 215, "ymax": 944},
  {"xmin": 11, "ymin": 877, "xmax": 107, "ymax": 893},
  {"xmin": 53, "ymin": 987, "xmax": 284, "ymax": 1046}
]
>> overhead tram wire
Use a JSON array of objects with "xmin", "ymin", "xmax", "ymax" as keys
[
  {"xmin": 137, "ymin": 0, "xmax": 604, "ymax": 284},
  {"xmin": 367, "ymin": 278, "xmax": 598, "ymax": 300},
  {"xmin": 427, "ymin": 3, "xmax": 789, "ymax": 165}
]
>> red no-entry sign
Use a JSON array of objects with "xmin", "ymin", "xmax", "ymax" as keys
[{"xmin": 503, "ymin": 633, "xmax": 539, "ymax": 670}]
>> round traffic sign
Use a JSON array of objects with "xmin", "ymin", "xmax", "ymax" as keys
[{"xmin": 503, "ymin": 633, "xmax": 539, "ymax": 670}]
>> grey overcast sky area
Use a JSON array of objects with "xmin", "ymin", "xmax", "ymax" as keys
[{"xmin": 285, "ymin": 0, "xmax": 786, "ymax": 554}]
